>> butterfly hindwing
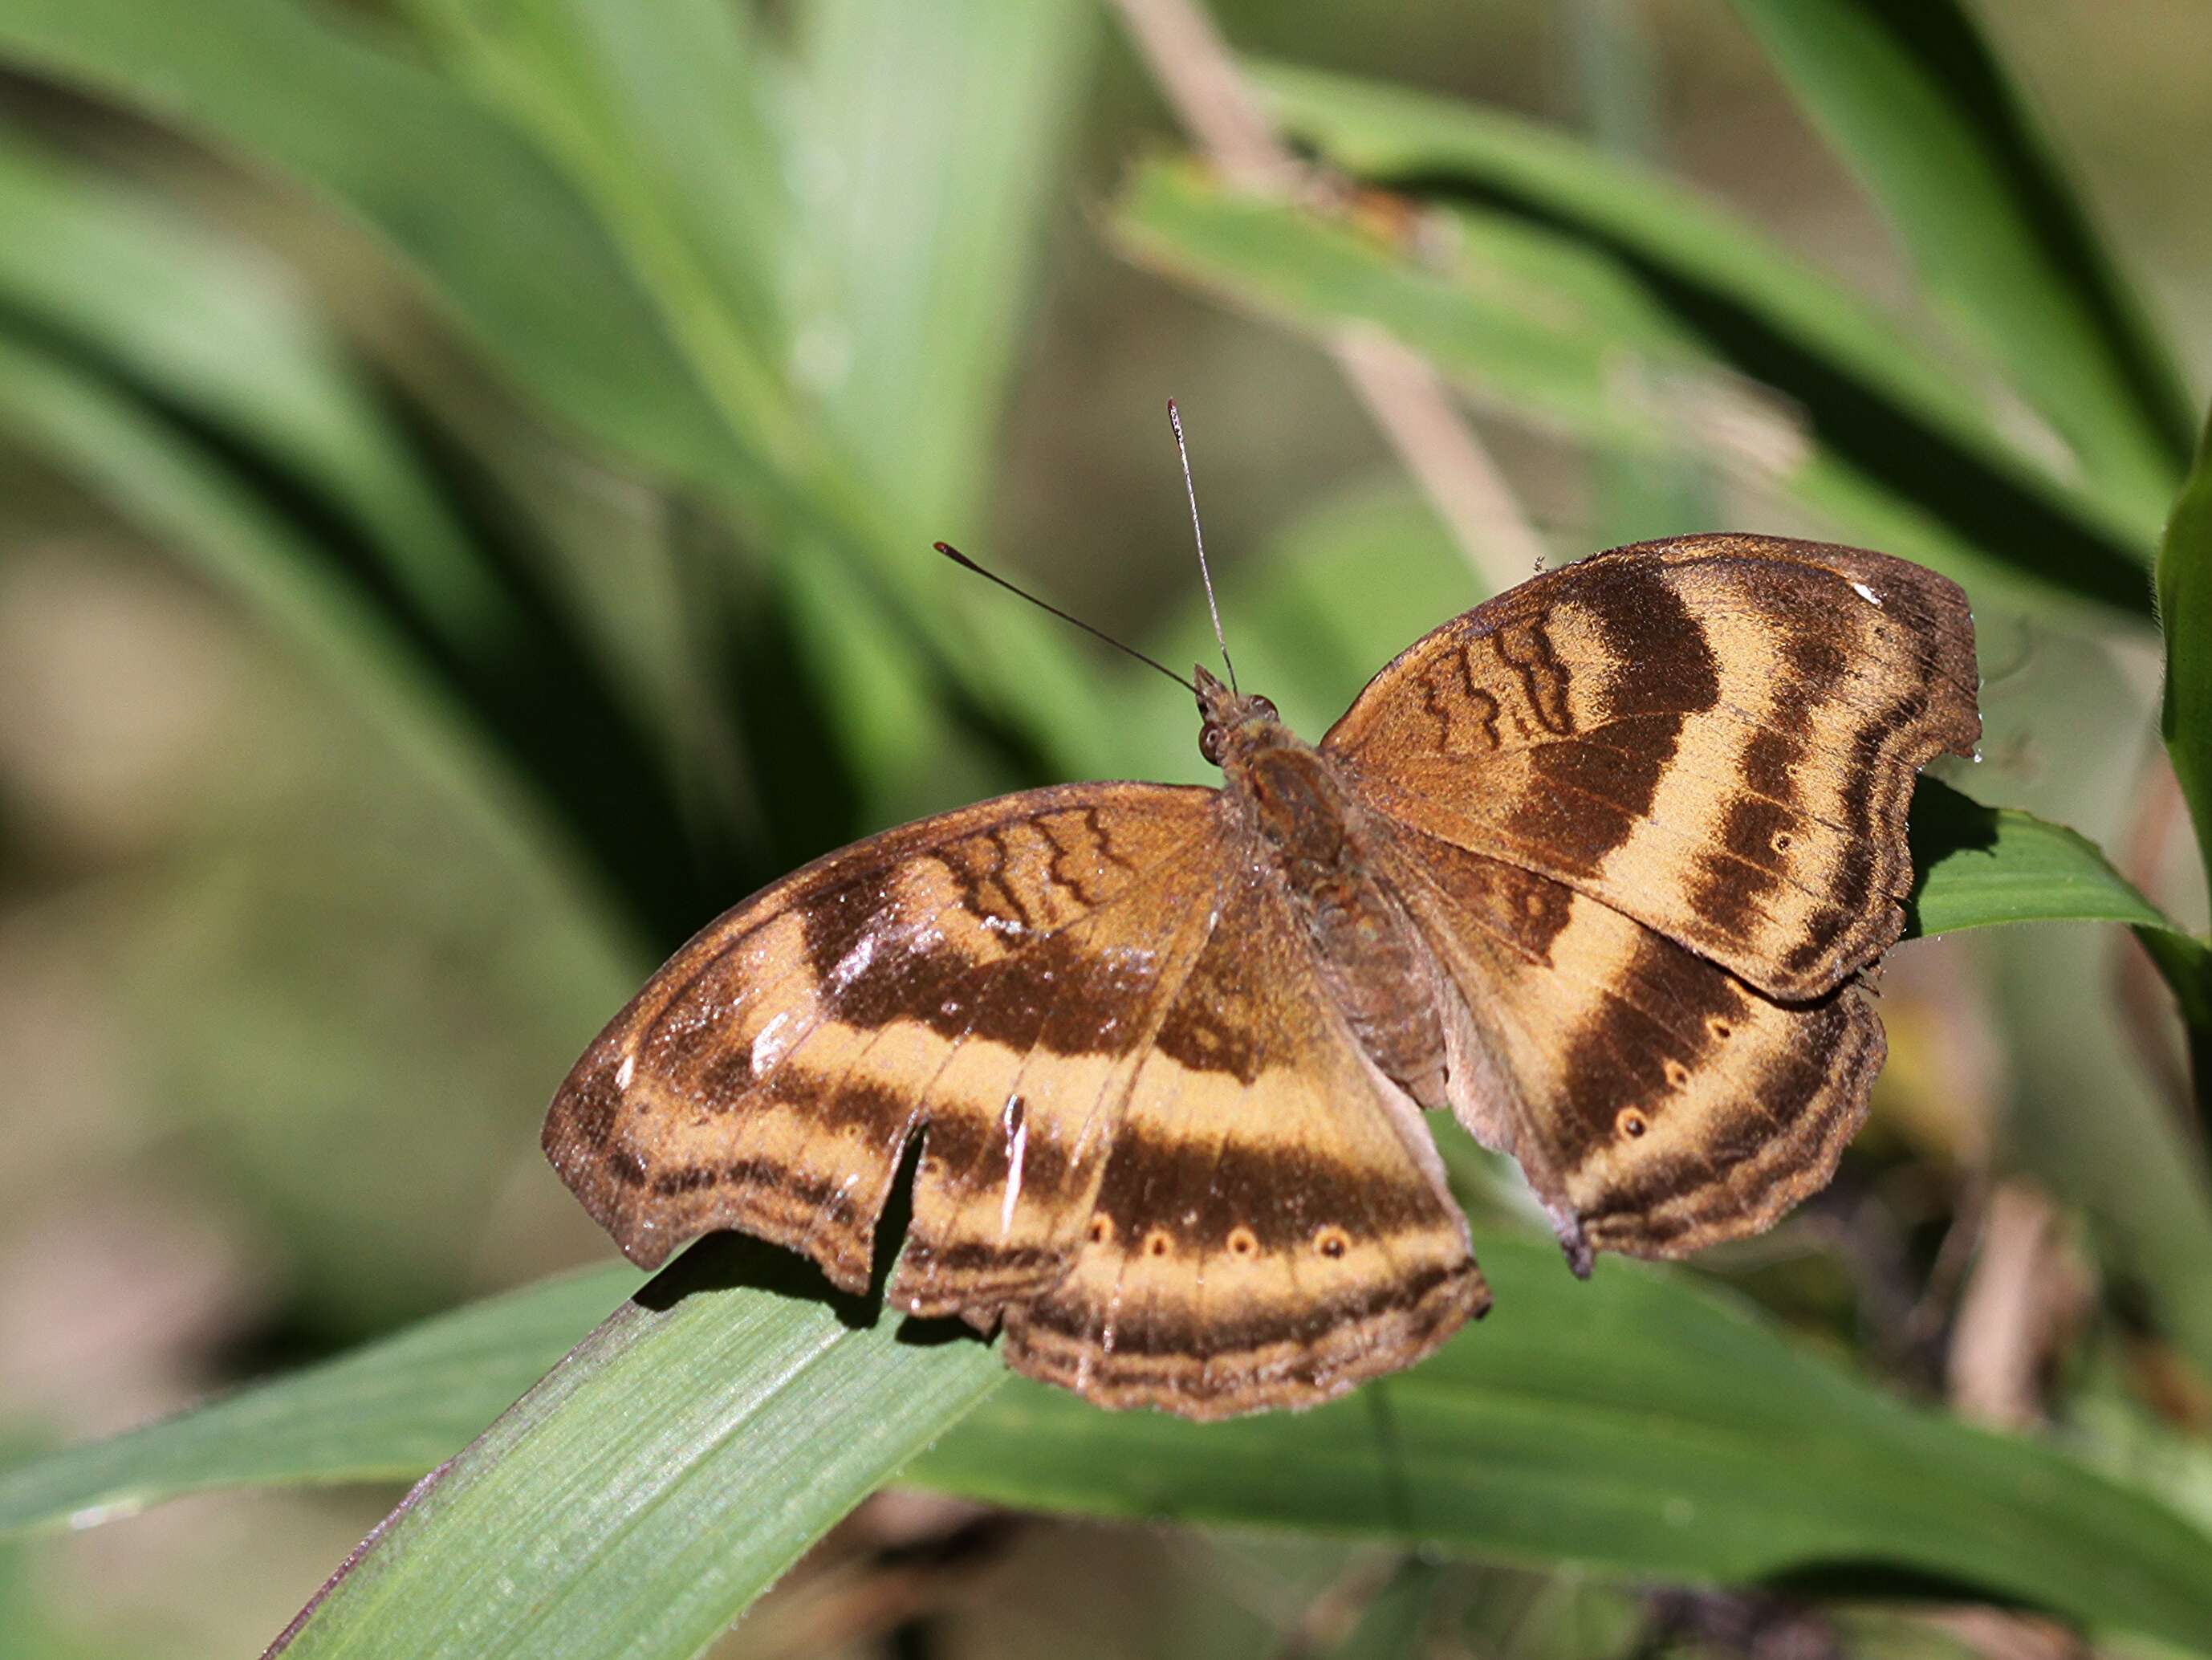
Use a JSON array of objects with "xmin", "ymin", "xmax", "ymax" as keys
[
  {"xmin": 1002, "ymin": 862, "xmax": 1488, "ymax": 1418},
  {"xmin": 1373, "ymin": 826, "xmax": 1884, "ymax": 1264},
  {"xmin": 1324, "ymin": 535, "xmax": 1979, "ymax": 1000},
  {"xmin": 543, "ymin": 782, "xmax": 1220, "ymax": 1314}
]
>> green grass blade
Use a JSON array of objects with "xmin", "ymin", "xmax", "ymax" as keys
[
  {"xmin": 0, "ymin": 317, "xmax": 736, "ymax": 950},
  {"xmin": 0, "ymin": 0, "xmax": 750, "ymax": 499},
  {"xmin": 913, "ymin": 1239, "xmax": 2212, "ymax": 1654},
  {"xmin": 2153, "ymin": 402, "xmax": 2212, "ymax": 1125},
  {"xmin": 2161, "ymin": 405, "xmax": 2212, "ymax": 915},
  {"xmin": 1907, "ymin": 777, "xmax": 2180, "ymax": 937},
  {"xmin": 1110, "ymin": 158, "xmax": 2152, "ymax": 625},
  {"xmin": 395, "ymin": 0, "xmax": 1111, "ymax": 787},
  {"xmin": 785, "ymin": 0, "xmax": 1122, "ymax": 772},
  {"xmin": 0, "ymin": 0, "xmax": 1122, "ymax": 795},
  {"xmin": 400, "ymin": 0, "xmax": 802, "ymax": 480},
  {"xmin": 0, "ymin": 131, "xmax": 506, "ymax": 649},
  {"xmin": 1725, "ymin": 0, "xmax": 2194, "ymax": 523},
  {"xmin": 266, "ymin": 1240, "xmax": 1005, "ymax": 1660},
  {"xmin": 10, "ymin": 1240, "xmax": 2210, "ymax": 1654},
  {"xmin": 794, "ymin": 0, "xmax": 1092, "ymax": 531},
  {"xmin": 1119, "ymin": 159, "xmax": 1703, "ymax": 457},
  {"xmin": 1254, "ymin": 60, "xmax": 2158, "ymax": 552},
  {"xmin": 0, "ymin": 1268, "xmax": 642, "ymax": 1534}
]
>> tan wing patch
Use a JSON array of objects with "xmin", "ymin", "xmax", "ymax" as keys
[
  {"xmin": 1002, "ymin": 872, "xmax": 1489, "ymax": 1419},
  {"xmin": 543, "ymin": 783, "xmax": 1220, "ymax": 1316},
  {"xmin": 1325, "ymin": 535, "xmax": 1979, "ymax": 999},
  {"xmin": 1376, "ymin": 825, "xmax": 1882, "ymax": 1265}
]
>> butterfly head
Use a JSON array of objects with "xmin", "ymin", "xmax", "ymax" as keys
[{"xmin": 1194, "ymin": 665, "xmax": 1282, "ymax": 770}]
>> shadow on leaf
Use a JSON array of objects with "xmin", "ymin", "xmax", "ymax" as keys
[
  {"xmin": 631, "ymin": 1128, "xmax": 987, "ymax": 1353},
  {"xmin": 1903, "ymin": 776, "xmax": 2001, "ymax": 937}
]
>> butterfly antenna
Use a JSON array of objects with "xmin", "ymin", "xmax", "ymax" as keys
[
  {"xmin": 1168, "ymin": 399, "xmax": 1237, "ymax": 693},
  {"xmin": 933, "ymin": 542, "xmax": 1197, "ymax": 694}
]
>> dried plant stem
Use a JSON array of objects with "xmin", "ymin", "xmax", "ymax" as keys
[
  {"xmin": 2115, "ymin": 751, "xmax": 2202, "ymax": 1133},
  {"xmin": 1107, "ymin": 0, "xmax": 1545, "ymax": 593},
  {"xmin": 1946, "ymin": 1180, "xmax": 2084, "ymax": 1428}
]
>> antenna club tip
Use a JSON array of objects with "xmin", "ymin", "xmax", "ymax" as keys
[{"xmin": 933, "ymin": 540, "xmax": 978, "ymax": 571}]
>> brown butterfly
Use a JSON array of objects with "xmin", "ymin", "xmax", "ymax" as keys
[{"xmin": 545, "ymin": 531, "xmax": 1978, "ymax": 1419}]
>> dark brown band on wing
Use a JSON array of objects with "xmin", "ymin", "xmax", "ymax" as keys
[
  {"xmin": 1002, "ymin": 1257, "xmax": 1486, "ymax": 1420},
  {"xmin": 1083, "ymin": 1133, "xmax": 1442, "ymax": 1257}
]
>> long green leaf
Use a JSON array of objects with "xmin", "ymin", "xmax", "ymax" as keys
[
  {"xmin": 1725, "ymin": 0, "xmax": 2194, "ymax": 524},
  {"xmin": 1110, "ymin": 158, "xmax": 2151, "ymax": 624},
  {"xmin": 266, "ymin": 1239, "xmax": 1005, "ymax": 1660},
  {"xmin": 739, "ymin": 0, "xmax": 1123, "ymax": 789},
  {"xmin": 1906, "ymin": 777, "xmax": 2177, "ymax": 938},
  {"xmin": 0, "ymin": 1269, "xmax": 641, "ymax": 1534},
  {"xmin": 794, "ymin": 0, "xmax": 1093, "ymax": 534},
  {"xmin": 784, "ymin": 0, "xmax": 1124, "ymax": 775},
  {"xmin": 10, "ymin": 1240, "xmax": 2211, "ymax": 1655},
  {"xmin": 0, "ymin": 0, "xmax": 1115, "ymax": 911},
  {"xmin": 1124, "ymin": 160, "xmax": 1704, "ymax": 457},
  {"xmin": 392, "ymin": 0, "xmax": 1110, "ymax": 790},
  {"xmin": 2161, "ymin": 406, "xmax": 2212, "ymax": 926},
  {"xmin": 0, "ymin": 131, "xmax": 505, "ymax": 648},
  {"xmin": 0, "ymin": 0, "xmax": 746, "ymax": 497},
  {"xmin": 2154, "ymin": 401, "xmax": 2212, "ymax": 1125},
  {"xmin": 911, "ymin": 1239, "xmax": 2212, "ymax": 1652},
  {"xmin": 400, "ymin": 0, "xmax": 801, "ymax": 479},
  {"xmin": 0, "ymin": 0, "xmax": 966, "ymax": 824},
  {"xmin": 1252, "ymin": 59, "xmax": 2160, "ymax": 563}
]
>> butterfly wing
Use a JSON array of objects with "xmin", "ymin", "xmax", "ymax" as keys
[
  {"xmin": 1324, "ymin": 535, "xmax": 1973, "ymax": 1265},
  {"xmin": 1368, "ymin": 827, "xmax": 1881, "ymax": 1267},
  {"xmin": 1323, "ymin": 535, "xmax": 1978, "ymax": 1001},
  {"xmin": 547, "ymin": 778, "xmax": 1487, "ymax": 1416},
  {"xmin": 544, "ymin": 782, "xmax": 1222, "ymax": 1321},
  {"xmin": 1002, "ymin": 858, "xmax": 1487, "ymax": 1418}
]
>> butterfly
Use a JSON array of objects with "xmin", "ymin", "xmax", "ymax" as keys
[{"xmin": 544, "ymin": 531, "xmax": 1978, "ymax": 1419}]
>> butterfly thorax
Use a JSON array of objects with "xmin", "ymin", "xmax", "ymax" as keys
[{"xmin": 1199, "ymin": 671, "xmax": 1451, "ymax": 1111}]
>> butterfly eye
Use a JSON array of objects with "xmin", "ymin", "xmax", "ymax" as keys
[
  {"xmin": 1199, "ymin": 725, "xmax": 1226, "ymax": 765},
  {"xmin": 1252, "ymin": 696, "xmax": 1279, "ymax": 720}
]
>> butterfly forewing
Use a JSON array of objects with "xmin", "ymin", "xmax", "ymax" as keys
[
  {"xmin": 543, "ymin": 781, "xmax": 1219, "ymax": 1309},
  {"xmin": 1324, "ymin": 535, "xmax": 1979, "ymax": 1000}
]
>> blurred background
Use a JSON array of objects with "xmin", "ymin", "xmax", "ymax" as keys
[{"xmin": 1, "ymin": 0, "xmax": 2208, "ymax": 1654}]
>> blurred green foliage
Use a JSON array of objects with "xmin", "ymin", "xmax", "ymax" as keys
[{"xmin": 1, "ymin": 1, "xmax": 2210, "ymax": 1657}]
